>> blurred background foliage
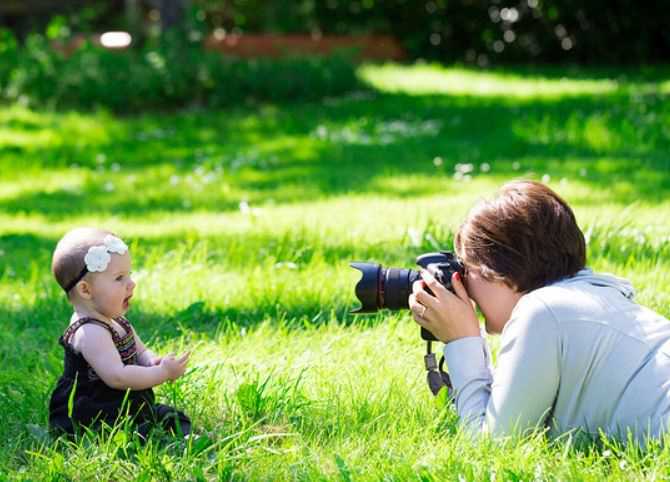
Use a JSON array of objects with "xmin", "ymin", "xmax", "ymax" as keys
[
  {"xmin": 0, "ymin": 1, "xmax": 667, "ymax": 111},
  {"xmin": 194, "ymin": 0, "xmax": 670, "ymax": 65},
  {"xmin": 1, "ymin": 0, "xmax": 668, "ymax": 65},
  {"xmin": 0, "ymin": 29, "xmax": 361, "ymax": 111}
]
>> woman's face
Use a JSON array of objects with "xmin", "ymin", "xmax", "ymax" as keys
[{"xmin": 463, "ymin": 266, "xmax": 523, "ymax": 334}]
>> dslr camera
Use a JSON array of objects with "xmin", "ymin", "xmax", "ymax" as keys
[{"xmin": 350, "ymin": 251, "xmax": 464, "ymax": 341}]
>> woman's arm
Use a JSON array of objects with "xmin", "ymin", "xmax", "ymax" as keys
[{"xmin": 445, "ymin": 297, "xmax": 561, "ymax": 436}]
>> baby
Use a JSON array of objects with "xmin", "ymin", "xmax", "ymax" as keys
[{"xmin": 48, "ymin": 227, "xmax": 191, "ymax": 438}]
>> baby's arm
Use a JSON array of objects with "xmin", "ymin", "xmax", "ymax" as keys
[{"xmin": 75, "ymin": 324, "xmax": 188, "ymax": 390}]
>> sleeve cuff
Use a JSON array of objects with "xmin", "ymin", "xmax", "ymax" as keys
[{"xmin": 443, "ymin": 336, "xmax": 490, "ymax": 389}]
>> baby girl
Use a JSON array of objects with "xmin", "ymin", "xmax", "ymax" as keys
[{"xmin": 48, "ymin": 227, "xmax": 190, "ymax": 438}]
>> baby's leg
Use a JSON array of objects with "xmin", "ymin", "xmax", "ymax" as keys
[{"xmin": 153, "ymin": 404, "xmax": 192, "ymax": 437}]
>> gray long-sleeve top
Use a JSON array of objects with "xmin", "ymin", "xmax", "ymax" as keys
[{"xmin": 444, "ymin": 269, "xmax": 670, "ymax": 443}]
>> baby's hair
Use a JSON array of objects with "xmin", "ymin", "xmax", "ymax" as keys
[{"xmin": 52, "ymin": 227, "xmax": 117, "ymax": 296}]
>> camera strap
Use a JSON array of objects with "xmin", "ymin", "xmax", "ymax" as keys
[{"xmin": 425, "ymin": 341, "xmax": 453, "ymax": 398}]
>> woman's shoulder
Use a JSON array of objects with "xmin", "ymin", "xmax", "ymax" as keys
[
  {"xmin": 508, "ymin": 290, "xmax": 560, "ymax": 329},
  {"xmin": 499, "ymin": 292, "xmax": 562, "ymax": 345},
  {"xmin": 515, "ymin": 282, "xmax": 596, "ymax": 324},
  {"xmin": 514, "ymin": 269, "xmax": 637, "ymax": 328},
  {"xmin": 507, "ymin": 280, "xmax": 595, "ymax": 332}
]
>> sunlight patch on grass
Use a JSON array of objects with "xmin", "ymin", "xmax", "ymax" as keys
[
  {"xmin": 0, "ymin": 169, "xmax": 87, "ymax": 200},
  {"xmin": 0, "ymin": 104, "xmax": 50, "ymax": 127},
  {"xmin": 368, "ymin": 174, "xmax": 496, "ymax": 200},
  {"xmin": 0, "ymin": 105, "xmax": 114, "ymax": 152},
  {"xmin": 583, "ymin": 115, "xmax": 615, "ymax": 150},
  {"xmin": 359, "ymin": 64, "xmax": 620, "ymax": 98},
  {"xmin": 253, "ymin": 134, "xmax": 321, "ymax": 161},
  {"xmin": 0, "ymin": 193, "xmax": 471, "ymax": 244},
  {"xmin": 0, "ymin": 126, "xmax": 61, "ymax": 149}
]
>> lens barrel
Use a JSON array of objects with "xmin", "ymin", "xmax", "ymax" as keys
[
  {"xmin": 382, "ymin": 267, "xmax": 421, "ymax": 310},
  {"xmin": 350, "ymin": 263, "xmax": 420, "ymax": 312}
]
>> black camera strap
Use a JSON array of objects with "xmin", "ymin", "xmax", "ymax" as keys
[{"xmin": 425, "ymin": 340, "xmax": 453, "ymax": 398}]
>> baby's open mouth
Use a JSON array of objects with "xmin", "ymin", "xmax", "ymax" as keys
[{"xmin": 123, "ymin": 295, "xmax": 132, "ymax": 308}]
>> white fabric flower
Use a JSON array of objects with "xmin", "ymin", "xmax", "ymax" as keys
[
  {"xmin": 84, "ymin": 246, "xmax": 112, "ymax": 272},
  {"xmin": 103, "ymin": 235, "xmax": 128, "ymax": 254}
]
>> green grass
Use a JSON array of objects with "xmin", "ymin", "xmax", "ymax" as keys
[{"xmin": 1, "ymin": 63, "xmax": 670, "ymax": 480}]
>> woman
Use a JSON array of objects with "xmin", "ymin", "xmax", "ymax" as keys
[{"xmin": 409, "ymin": 180, "xmax": 670, "ymax": 444}]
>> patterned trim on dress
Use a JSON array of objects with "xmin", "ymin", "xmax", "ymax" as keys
[
  {"xmin": 115, "ymin": 318, "xmax": 139, "ymax": 364},
  {"xmin": 62, "ymin": 317, "xmax": 140, "ymax": 381}
]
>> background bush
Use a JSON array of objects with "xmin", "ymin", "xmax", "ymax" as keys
[
  {"xmin": 194, "ymin": 0, "xmax": 668, "ymax": 65},
  {"xmin": 0, "ymin": 29, "xmax": 361, "ymax": 112},
  {"xmin": 5, "ymin": 2, "xmax": 666, "ymax": 67}
]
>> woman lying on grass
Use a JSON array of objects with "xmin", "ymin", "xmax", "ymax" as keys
[
  {"xmin": 410, "ymin": 180, "xmax": 670, "ymax": 444},
  {"xmin": 49, "ymin": 228, "xmax": 191, "ymax": 438}
]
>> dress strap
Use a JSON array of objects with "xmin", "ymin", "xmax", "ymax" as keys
[
  {"xmin": 114, "ymin": 316, "xmax": 133, "ymax": 335},
  {"xmin": 61, "ymin": 317, "xmax": 120, "ymax": 346}
]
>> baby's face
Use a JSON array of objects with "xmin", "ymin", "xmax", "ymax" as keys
[{"xmin": 87, "ymin": 251, "xmax": 135, "ymax": 320}]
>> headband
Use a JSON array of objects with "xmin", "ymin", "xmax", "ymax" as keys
[{"xmin": 64, "ymin": 235, "xmax": 129, "ymax": 293}]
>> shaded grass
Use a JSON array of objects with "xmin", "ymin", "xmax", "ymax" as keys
[{"xmin": 1, "ymin": 63, "xmax": 670, "ymax": 480}]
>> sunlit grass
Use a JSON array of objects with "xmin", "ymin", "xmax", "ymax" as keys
[
  {"xmin": 1, "ymin": 63, "xmax": 670, "ymax": 480},
  {"xmin": 359, "ymin": 63, "xmax": 622, "ymax": 98}
]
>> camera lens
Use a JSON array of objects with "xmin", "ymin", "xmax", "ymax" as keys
[
  {"xmin": 383, "ymin": 267, "xmax": 421, "ymax": 310},
  {"xmin": 350, "ymin": 262, "xmax": 420, "ymax": 312}
]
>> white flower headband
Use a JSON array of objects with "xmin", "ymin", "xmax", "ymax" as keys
[{"xmin": 64, "ymin": 235, "xmax": 129, "ymax": 292}]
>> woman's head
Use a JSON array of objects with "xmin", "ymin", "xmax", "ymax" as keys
[
  {"xmin": 52, "ymin": 227, "xmax": 135, "ymax": 319},
  {"xmin": 455, "ymin": 180, "xmax": 586, "ymax": 294}
]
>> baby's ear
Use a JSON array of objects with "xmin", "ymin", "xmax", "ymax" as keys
[{"xmin": 75, "ymin": 280, "xmax": 93, "ymax": 300}]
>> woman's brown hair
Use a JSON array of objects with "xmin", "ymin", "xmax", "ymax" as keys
[{"xmin": 455, "ymin": 180, "xmax": 586, "ymax": 292}]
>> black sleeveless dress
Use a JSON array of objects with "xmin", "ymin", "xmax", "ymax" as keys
[{"xmin": 49, "ymin": 317, "xmax": 190, "ymax": 437}]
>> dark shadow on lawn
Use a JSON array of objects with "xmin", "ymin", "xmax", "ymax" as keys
[{"xmin": 1, "ymin": 86, "xmax": 669, "ymax": 218}]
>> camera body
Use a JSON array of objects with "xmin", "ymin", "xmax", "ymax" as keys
[{"xmin": 351, "ymin": 251, "xmax": 464, "ymax": 341}]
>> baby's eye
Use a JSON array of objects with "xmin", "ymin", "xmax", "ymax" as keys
[{"xmin": 116, "ymin": 275, "xmax": 124, "ymax": 281}]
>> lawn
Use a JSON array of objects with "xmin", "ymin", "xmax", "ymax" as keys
[{"xmin": 1, "ymin": 63, "xmax": 670, "ymax": 480}]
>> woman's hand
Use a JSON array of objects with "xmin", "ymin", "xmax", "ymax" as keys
[{"xmin": 409, "ymin": 270, "xmax": 480, "ymax": 343}]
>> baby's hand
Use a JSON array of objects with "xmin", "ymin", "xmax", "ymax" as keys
[{"xmin": 159, "ymin": 352, "xmax": 190, "ymax": 381}]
